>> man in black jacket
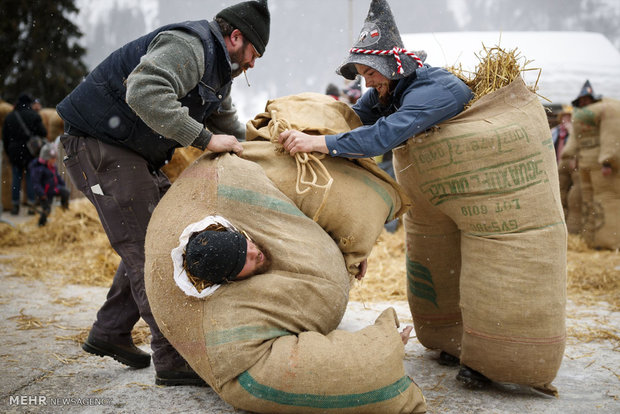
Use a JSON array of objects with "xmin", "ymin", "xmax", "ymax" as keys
[
  {"xmin": 56, "ymin": 0, "xmax": 270, "ymax": 386},
  {"xmin": 2, "ymin": 93, "xmax": 47, "ymax": 215}
]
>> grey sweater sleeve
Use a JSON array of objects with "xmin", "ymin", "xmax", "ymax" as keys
[
  {"xmin": 205, "ymin": 94, "xmax": 246, "ymax": 141},
  {"xmin": 125, "ymin": 30, "xmax": 206, "ymax": 147}
]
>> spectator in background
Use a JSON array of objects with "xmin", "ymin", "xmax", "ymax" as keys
[
  {"xmin": 31, "ymin": 98, "xmax": 42, "ymax": 113},
  {"xmin": 2, "ymin": 93, "xmax": 47, "ymax": 215},
  {"xmin": 342, "ymin": 77, "xmax": 362, "ymax": 105},
  {"xmin": 551, "ymin": 107, "xmax": 572, "ymax": 163},
  {"xmin": 571, "ymin": 79, "xmax": 620, "ymax": 250},
  {"xmin": 325, "ymin": 83, "xmax": 341, "ymax": 100},
  {"xmin": 28, "ymin": 143, "xmax": 70, "ymax": 226}
]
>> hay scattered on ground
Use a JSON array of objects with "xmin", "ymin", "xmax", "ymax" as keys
[
  {"xmin": 55, "ymin": 321, "xmax": 151, "ymax": 346},
  {"xmin": 0, "ymin": 198, "xmax": 120, "ymax": 286}
]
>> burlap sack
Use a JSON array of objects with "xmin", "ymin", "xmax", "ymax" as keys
[
  {"xmin": 393, "ymin": 78, "xmax": 566, "ymax": 392},
  {"xmin": 243, "ymin": 93, "xmax": 410, "ymax": 275},
  {"xmin": 572, "ymin": 98, "xmax": 620, "ymax": 249},
  {"xmin": 145, "ymin": 153, "xmax": 425, "ymax": 413},
  {"xmin": 558, "ymin": 135, "xmax": 582, "ymax": 234},
  {"xmin": 161, "ymin": 146, "xmax": 204, "ymax": 183}
]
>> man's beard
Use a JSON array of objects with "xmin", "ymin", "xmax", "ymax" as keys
[{"xmin": 230, "ymin": 47, "xmax": 249, "ymax": 78}]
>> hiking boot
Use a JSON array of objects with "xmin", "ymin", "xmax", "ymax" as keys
[
  {"xmin": 82, "ymin": 333, "xmax": 151, "ymax": 369},
  {"xmin": 456, "ymin": 365, "xmax": 491, "ymax": 389},
  {"xmin": 155, "ymin": 363, "xmax": 208, "ymax": 387},
  {"xmin": 437, "ymin": 351, "xmax": 460, "ymax": 367},
  {"xmin": 38, "ymin": 214, "xmax": 48, "ymax": 227}
]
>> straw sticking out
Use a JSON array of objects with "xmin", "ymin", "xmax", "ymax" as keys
[{"xmin": 447, "ymin": 43, "xmax": 545, "ymax": 108}]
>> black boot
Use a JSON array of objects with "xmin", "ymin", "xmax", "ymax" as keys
[
  {"xmin": 156, "ymin": 362, "xmax": 208, "ymax": 387},
  {"xmin": 10, "ymin": 205, "xmax": 19, "ymax": 215},
  {"xmin": 456, "ymin": 365, "xmax": 491, "ymax": 389},
  {"xmin": 438, "ymin": 351, "xmax": 460, "ymax": 367},
  {"xmin": 38, "ymin": 213, "xmax": 47, "ymax": 227}
]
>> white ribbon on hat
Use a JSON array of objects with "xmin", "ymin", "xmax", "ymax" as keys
[{"xmin": 349, "ymin": 46, "xmax": 424, "ymax": 74}]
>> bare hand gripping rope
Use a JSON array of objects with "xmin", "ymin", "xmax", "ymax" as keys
[{"xmin": 268, "ymin": 110, "xmax": 333, "ymax": 222}]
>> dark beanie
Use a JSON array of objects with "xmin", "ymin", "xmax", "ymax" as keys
[
  {"xmin": 16, "ymin": 93, "xmax": 34, "ymax": 108},
  {"xmin": 216, "ymin": 0, "xmax": 270, "ymax": 56},
  {"xmin": 185, "ymin": 230, "xmax": 247, "ymax": 284}
]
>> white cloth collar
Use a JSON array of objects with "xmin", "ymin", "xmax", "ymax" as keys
[{"xmin": 171, "ymin": 215, "xmax": 238, "ymax": 298}]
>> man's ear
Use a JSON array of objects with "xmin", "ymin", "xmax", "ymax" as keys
[{"xmin": 230, "ymin": 29, "xmax": 244, "ymax": 49}]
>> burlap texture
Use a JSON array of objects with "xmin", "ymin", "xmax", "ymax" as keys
[
  {"xmin": 558, "ymin": 135, "xmax": 582, "ymax": 234},
  {"xmin": 220, "ymin": 308, "xmax": 426, "ymax": 414},
  {"xmin": 243, "ymin": 92, "xmax": 410, "ymax": 275},
  {"xmin": 247, "ymin": 92, "xmax": 363, "ymax": 141},
  {"xmin": 393, "ymin": 78, "xmax": 566, "ymax": 391},
  {"xmin": 240, "ymin": 140, "xmax": 408, "ymax": 275},
  {"xmin": 145, "ymin": 153, "xmax": 425, "ymax": 413},
  {"xmin": 572, "ymin": 98, "xmax": 620, "ymax": 249}
]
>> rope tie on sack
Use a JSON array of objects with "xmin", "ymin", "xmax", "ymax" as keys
[
  {"xmin": 268, "ymin": 110, "xmax": 333, "ymax": 222},
  {"xmin": 349, "ymin": 47, "xmax": 424, "ymax": 74}
]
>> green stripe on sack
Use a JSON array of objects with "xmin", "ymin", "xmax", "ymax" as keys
[
  {"xmin": 342, "ymin": 170, "xmax": 395, "ymax": 220},
  {"xmin": 218, "ymin": 185, "xmax": 305, "ymax": 217},
  {"xmin": 206, "ymin": 326, "xmax": 292, "ymax": 347},
  {"xmin": 406, "ymin": 258, "xmax": 438, "ymax": 308},
  {"xmin": 238, "ymin": 371, "xmax": 413, "ymax": 408}
]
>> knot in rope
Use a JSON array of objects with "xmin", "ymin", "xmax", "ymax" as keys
[{"xmin": 268, "ymin": 110, "xmax": 334, "ymax": 222}]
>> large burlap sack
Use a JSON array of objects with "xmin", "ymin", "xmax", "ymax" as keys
[
  {"xmin": 145, "ymin": 153, "xmax": 426, "ymax": 413},
  {"xmin": 160, "ymin": 146, "xmax": 204, "ymax": 183},
  {"xmin": 572, "ymin": 98, "xmax": 620, "ymax": 249},
  {"xmin": 393, "ymin": 78, "xmax": 566, "ymax": 393},
  {"xmin": 558, "ymin": 135, "xmax": 582, "ymax": 234},
  {"xmin": 244, "ymin": 93, "xmax": 410, "ymax": 275}
]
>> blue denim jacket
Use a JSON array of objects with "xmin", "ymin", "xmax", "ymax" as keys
[{"xmin": 325, "ymin": 65, "xmax": 473, "ymax": 158}]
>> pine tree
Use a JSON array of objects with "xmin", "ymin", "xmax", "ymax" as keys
[{"xmin": 0, "ymin": 0, "xmax": 88, "ymax": 107}]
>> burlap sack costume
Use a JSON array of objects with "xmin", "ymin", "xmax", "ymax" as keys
[
  {"xmin": 244, "ymin": 92, "xmax": 410, "ymax": 275},
  {"xmin": 393, "ymin": 78, "xmax": 566, "ymax": 393},
  {"xmin": 572, "ymin": 98, "xmax": 620, "ymax": 249},
  {"xmin": 558, "ymin": 132, "xmax": 583, "ymax": 234},
  {"xmin": 145, "ymin": 152, "xmax": 426, "ymax": 413}
]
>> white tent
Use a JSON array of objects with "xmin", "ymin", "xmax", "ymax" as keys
[{"xmin": 402, "ymin": 31, "xmax": 620, "ymax": 105}]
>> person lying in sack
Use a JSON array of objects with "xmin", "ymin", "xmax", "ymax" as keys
[{"xmin": 173, "ymin": 215, "xmax": 271, "ymax": 298}]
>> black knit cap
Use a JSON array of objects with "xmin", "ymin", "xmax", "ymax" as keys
[
  {"xmin": 216, "ymin": 0, "xmax": 270, "ymax": 56},
  {"xmin": 185, "ymin": 230, "xmax": 248, "ymax": 284}
]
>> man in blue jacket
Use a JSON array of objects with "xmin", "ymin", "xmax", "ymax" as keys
[
  {"xmin": 279, "ymin": 0, "xmax": 486, "ymax": 388},
  {"xmin": 279, "ymin": 0, "xmax": 472, "ymax": 159},
  {"xmin": 57, "ymin": 0, "xmax": 270, "ymax": 386}
]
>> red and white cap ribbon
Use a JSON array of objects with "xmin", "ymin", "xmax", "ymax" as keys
[{"xmin": 349, "ymin": 47, "xmax": 424, "ymax": 74}]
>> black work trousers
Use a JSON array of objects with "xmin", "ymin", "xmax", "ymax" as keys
[{"xmin": 61, "ymin": 134, "xmax": 184, "ymax": 371}]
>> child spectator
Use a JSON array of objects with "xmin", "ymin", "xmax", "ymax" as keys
[{"xmin": 28, "ymin": 143, "xmax": 70, "ymax": 226}]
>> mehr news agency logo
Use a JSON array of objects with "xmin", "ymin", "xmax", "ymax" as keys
[{"xmin": 9, "ymin": 395, "xmax": 112, "ymax": 407}]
